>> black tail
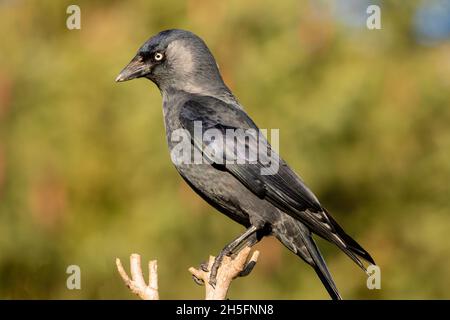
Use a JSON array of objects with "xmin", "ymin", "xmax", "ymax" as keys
[
  {"xmin": 298, "ymin": 230, "xmax": 342, "ymax": 300},
  {"xmin": 325, "ymin": 209, "xmax": 375, "ymax": 271},
  {"xmin": 275, "ymin": 219, "xmax": 342, "ymax": 300}
]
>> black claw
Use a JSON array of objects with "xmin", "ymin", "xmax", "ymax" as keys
[
  {"xmin": 209, "ymin": 258, "xmax": 221, "ymax": 287},
  {"xmin": 239, "ymin": 260, "xmax": 257, "ymax": 277},
  {"xmin": 192, "ymin": 260, "xmax": 209, "ymax": 286},
  {"xmin": 200, "ymin": 261, "xmax": 209, "ymax": 272},
  {"xmin": 192, "ymin": 274, "xmax": 205, "ymax": 286}
]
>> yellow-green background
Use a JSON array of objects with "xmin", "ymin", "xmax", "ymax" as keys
[{"xmin": 0, "ymin": 0, "xmax": 449, "ymax": 299}]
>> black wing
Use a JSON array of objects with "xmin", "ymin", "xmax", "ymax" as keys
[{"xmin": 179, "ymin": 96, "xmax": 375, "ymax": 267}]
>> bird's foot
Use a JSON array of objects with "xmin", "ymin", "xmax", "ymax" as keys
[
  {"xmin": 188, "ymin": 248, "xmax": 260, "ymax": 299},
  {"xmin": 206, "ymin": 250, "xmax": 256, "ymax": 287},
  {"xmin": 192, "ymin": 261, "xmax": 209, "ymax": 286},
  {"xmin": 208, "ymin": 251, "xmax": 231, "ymax": 288}
]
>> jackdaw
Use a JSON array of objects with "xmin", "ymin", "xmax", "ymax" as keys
[{"xmin": 116, "ymin": 29, "xmax": 375, "ymax": 300}]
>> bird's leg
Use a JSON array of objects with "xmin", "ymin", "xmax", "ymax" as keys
[
  {"xmin": 230, "ymin": 232, "xmax": 259, "ymax": 258},
  {"xmin": 236, "ymin": 234, "xmax": 260, "ymax": 277},
  {"xmin": 209, "ymin": 225, "xmax": 259, "ymax": 288}
]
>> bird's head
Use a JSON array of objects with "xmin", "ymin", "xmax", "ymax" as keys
[{"xmin": 116, "ymin": 29, "xmax": 227, "ymax": 95}]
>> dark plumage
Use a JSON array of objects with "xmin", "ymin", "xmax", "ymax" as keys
[{"xmin": 116, "ymin": 29, "xmax": 375, "ymax": 300}]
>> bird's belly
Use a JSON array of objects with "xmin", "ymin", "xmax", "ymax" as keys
[
  {"xmin": 176, "ymin": 163, "xmax": 251, "ymax": 226},
  {"xmin": 176, "ymin": 163, "xmax": 280, "ymax": 228}
]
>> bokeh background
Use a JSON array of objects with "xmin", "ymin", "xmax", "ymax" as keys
[{"xmin": 1, "ymin": 0, "xmax": 450, "ymax": 299}]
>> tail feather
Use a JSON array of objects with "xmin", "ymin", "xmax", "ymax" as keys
[
  {"xmin": 275, "ymin": 208, "xmax": 375, "ymax": 300},
  {"xmin": 275, "ymin": 219, "xmax": 342, "ymax": 300},
  {"xmin": 324, "ymin": 209, "xmax": 376, "ymax": 269},
  {"xmin": 301, "ymin": 234, "xmax": 342, "ymax": 300},
  {"xmin": 313, "ymin": 264, "xmax": 342, "ymax": 300}
]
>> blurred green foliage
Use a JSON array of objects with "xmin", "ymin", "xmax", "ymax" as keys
[{"xmin": 0, "ymin": 0, "xmax": 449, "ymax": 299}]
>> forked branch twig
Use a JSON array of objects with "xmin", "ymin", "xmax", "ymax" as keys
[
  {"xmin": 116, "ymin": 247, "xmax": 259, "ymax": 300},
  {"xmin": 116, "ymin": 254, "xmax": 159, "ymax": 300}
]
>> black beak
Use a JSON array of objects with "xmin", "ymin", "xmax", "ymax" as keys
[{"xmin": 115, "ymin": 55, "xmax": 151, "ymax": 82}]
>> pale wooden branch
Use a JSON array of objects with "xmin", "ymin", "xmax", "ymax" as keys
[
  {"xmin": 116, "ymin": 247, "xmax": 259, "ymax": 300},
  {"xmin": 115, "ymin": 254, "xmax": 159, "ymax": 300},
  {"xmin": 189, "ymin": 247, "xmax": 260, "ymax": 300}
]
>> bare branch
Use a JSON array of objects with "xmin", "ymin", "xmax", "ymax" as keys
[
  {"xmin": 116, "ymin": 247, "xmax": 259, "ymax": 300},
  {"xmin": 115, "ymin": 254, "xmax": 159, "ymax": 300}
]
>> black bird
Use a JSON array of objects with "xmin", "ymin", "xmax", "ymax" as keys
[{"xmin": 116, "ymin": 29, "xmax": 375, "ymax": 300}]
